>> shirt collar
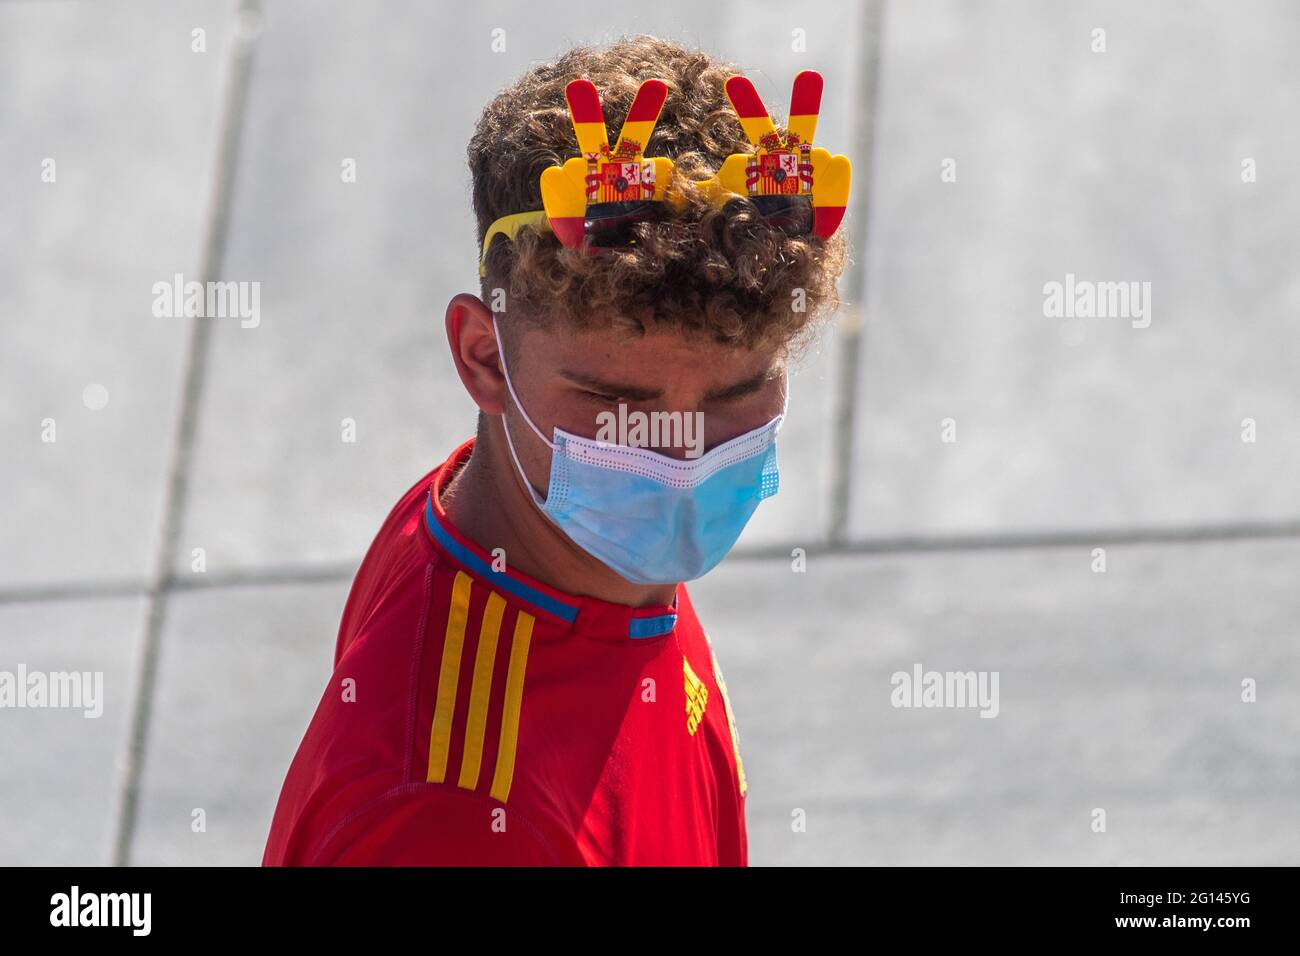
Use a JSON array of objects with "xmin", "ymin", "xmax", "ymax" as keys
[{"xmin": 422, "ymin": 438, "xmax": 680, "ymax": 645}]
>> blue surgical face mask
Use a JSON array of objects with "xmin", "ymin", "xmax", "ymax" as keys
[{"xmin": 492, "ymin": 316, "xmax": 784, "ymax": 585}]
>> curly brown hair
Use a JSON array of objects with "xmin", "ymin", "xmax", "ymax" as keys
[{"xmin": 468, "ymin": 35, "xmax": 848, "ymax": 356}]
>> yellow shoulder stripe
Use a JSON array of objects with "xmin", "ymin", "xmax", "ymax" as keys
[{"xmin": 426, "ymin": 572, "xmax": 535, "ymax": 804}]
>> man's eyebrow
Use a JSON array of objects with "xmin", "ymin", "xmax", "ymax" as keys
[{"xmin": 702, "ymin": 367, "xmax": 775, "ymax": 402}]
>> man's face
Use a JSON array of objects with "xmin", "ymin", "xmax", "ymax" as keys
[{"xmin": 501, "ymin": 323, "xmax": 787, "ymax": 497}]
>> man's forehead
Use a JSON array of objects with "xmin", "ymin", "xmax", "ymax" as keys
[
  {"xmin": 524, "ymin": 321, "xmax": 783, "ymax": 365},
  {"xmin": 551, "ymin": 326, "xmax": 784, "ymax": 400}
]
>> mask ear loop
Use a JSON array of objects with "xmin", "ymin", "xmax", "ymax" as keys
[{"xmin": 492, "ymin": 315, "xmax": 555, "ymax": 507}]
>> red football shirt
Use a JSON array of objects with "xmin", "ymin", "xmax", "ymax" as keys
[{"xmin": 263, "ymin": 438, "xmax": 749, "ymax": 866}]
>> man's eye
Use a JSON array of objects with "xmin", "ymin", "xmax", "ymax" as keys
[{"xmin": 583, "ymin": 390, "xmax": 621, "ymax": 403}]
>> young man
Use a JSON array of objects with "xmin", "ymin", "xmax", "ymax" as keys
[{"xmin": 263, "ymin": 36, "xmax": 847, "ymax": 866}]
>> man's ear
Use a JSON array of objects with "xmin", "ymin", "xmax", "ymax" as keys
[{"xmin": 445, "ymin": 292, "xmax": 506, "ymax": 415}]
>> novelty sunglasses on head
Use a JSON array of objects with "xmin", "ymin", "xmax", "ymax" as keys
[{"xmin": 478, "ymin": 70, "xmax": 853, "ymax": 276}]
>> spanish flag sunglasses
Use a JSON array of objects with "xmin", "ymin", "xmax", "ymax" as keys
[{"xmin": 478, "ymin": 70, "xmax": 852, "ymax": 277}]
